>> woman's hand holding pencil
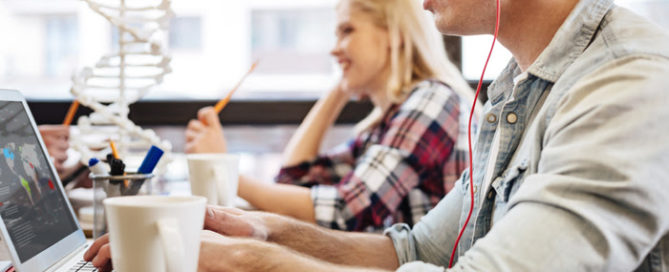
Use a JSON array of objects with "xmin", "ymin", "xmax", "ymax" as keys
[
  {"xmin": 185, "ymin": 107, "xmax": 227, "ymax": 154},
  {"xmin": 185, "ymin": 61, "xmax": 259, "ymax": 154},
  {"xmin": 37, "ymin": 99, "xmax": 79, "ymax": 177}
]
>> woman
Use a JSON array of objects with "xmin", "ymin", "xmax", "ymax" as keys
[{"xmin": 186, "ymin": 0, "xmax": 477, "ymax": 231}]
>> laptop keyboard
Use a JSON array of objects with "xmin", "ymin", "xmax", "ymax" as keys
[{"xmin": 68, "ymin": 260, "xmax": 98, "ymax": 272}]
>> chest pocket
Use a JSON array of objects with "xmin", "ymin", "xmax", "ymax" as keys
[{"xmin": 491, "ymin": 157, "xmax": 529, "ymax": 203}]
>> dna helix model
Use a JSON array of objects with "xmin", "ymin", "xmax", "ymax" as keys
[{"xmin": 70, "ymin": 0, "xmax": 174, "ymax": 173}]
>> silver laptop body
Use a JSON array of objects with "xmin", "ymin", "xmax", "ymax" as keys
[{"xmin": 0, "ymin": 89, "xmax": 88, "ymax": 271}]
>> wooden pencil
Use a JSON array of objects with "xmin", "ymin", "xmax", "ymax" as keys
[{"xmin": 214, "ymin": 60, "xmax": 259, "ymax": 113}]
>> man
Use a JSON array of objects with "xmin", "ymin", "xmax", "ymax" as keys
[{"xmin": 86, "ymin": 0, "xmax": 669, "ymax": 270}]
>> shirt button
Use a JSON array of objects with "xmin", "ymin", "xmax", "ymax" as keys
[
  {"xmin": 486, "ymin": 113, "xmax": 497, "ymax": 123},
  {"xmin": 506, "ymin": 112, "xmax": 518, "ymax": 124}
]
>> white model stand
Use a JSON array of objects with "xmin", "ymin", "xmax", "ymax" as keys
[{"xmin": 70, "ymin": 0, "xmax": 174, "ymax": 173}]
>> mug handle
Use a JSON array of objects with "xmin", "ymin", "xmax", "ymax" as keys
[{"xmin": 157, "ymin": 218, "xmax": 185, "ymax": 272}]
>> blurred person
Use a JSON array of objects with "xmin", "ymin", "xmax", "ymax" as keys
[
  {"xmin": 185, "ymin": 0, "xmax": 477, "ymax": 232},
  {"xmin": 38, "ymin": 125, "xmax": 70, "ymax": 176},
  {"xmin": 39, "ymin": 125, "xmax": 90, "ymax": 187}
]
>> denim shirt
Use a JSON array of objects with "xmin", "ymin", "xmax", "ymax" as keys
[{"xmin": 385, "ymin": 0, "xmax": 669, "ymax": 271}]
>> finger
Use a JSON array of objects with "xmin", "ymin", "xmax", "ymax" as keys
[
  {"xmin": 99, "ymin": 261, "xmax": 113, "ymax": 272},
  {"xmin": 187, "ymin": 119, "xmax": 206, "ymax": 132},
  {"xmin": 216, "ymin": 206, "xmax": 245, "ymax": 216},
  {"xmin": 41, "ymin": 138, "xmax": 55, "ymax": 148},
  {"xmin": 53, "ymin": 160, "xmax": 66, "ymax": 170},
  {"xmin": 44, "ymin": 140, "xmax": 68, "ymax": 153},
  {"xmin": 55, "ymin": 140, "xmax": 70, "ymax": 151},
  {"xmin": 205, "ymin": 208, "xmax": 258, "ymax": 238},
  {"xmin": 54, "ymin": 163, "xmax": 65, "ymax": 174},
  {"xmin": 198, "ymin": 107, "xmax": 220, "ymax": 127},
  {"xmin": 91, "ymin": 244, "xmax": 112, "ymax": 268},
  {"xmin": 204, "ymin": 208, "xmax": 235, "ymax": 233},
  {"xmin": 84, "ymin": 234, "xmax": 110, "ymax": 261},
  {"xmin": 204, "ymin": 205, "xmax": 243, "ymax": 220},
  {"xmin": 185, "ymin": 130, "xmax": 200, "ymax": 142},
  {"xmin": 52, "ymin": 152, "xmax": 68, "ymax": 162},
  {"xmin": 206, "ymin": 206, "xmax": 216, "ymax": 218},
  {"xmin": 39, "ymin": 125, "xmax": 69, "ymax": 136},
  {"xmin": 51, "ymin": 129, "xmax": 69, "ymax": 139},
  {"xmin": 201, "ymin": 229, "xmax": 222, "ymax": 240},
  {"xmin": 201, "ymin": 230, "xmax": 236, "ymax": 246}
]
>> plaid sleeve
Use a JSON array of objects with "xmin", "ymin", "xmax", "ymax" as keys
[
  {"xmin": 275, "ymin": 139, "xmax": 358, "ymax": 187},
  {"xmin": 312, "ymin": 82, "xmax": 462, "ymax": 231}
]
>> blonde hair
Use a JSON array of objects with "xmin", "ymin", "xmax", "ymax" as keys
[{"xmin": 341, "ymin": 0, "xmax": 479, "ymax": 133}]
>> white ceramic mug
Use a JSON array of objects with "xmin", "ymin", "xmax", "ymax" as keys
[
  {"xmin": 104, "ymin": 195, "xmax": 207, "ymax": 272},
  {"xmin": 186, "ymin": 153, "xmax": 240, "ymax": 206}
]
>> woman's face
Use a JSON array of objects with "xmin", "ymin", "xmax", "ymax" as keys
[{"xmin": 331, "ymin": 2, "xmax": 391, "ymax": 96}]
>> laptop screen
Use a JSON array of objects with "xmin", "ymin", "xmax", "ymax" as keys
[{"xmin": 0, "ymin": 101, "xmax": 78, "ymax": 262}]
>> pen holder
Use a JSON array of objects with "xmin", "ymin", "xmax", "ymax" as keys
[{"xmin": 90, "ymin": 172, "xmax": 154, "ymax": 239}]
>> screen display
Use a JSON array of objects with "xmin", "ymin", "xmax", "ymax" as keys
[{"xmin": 0, "ymin": 101, "xmax": 78, "ymax": 262}]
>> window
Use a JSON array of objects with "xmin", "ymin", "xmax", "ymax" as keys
[
  {"xmin": 169, "ymin": 17, "xmax": 202, "ymax": 50},
  {"xmin": 0, "ymin": 0, "xmax": 338, "ymax": 100},
  {"xmin": 251, "ymin": 9, "xmax": 335, "ymax": 75},
  {"xmin": 45, "ymin": 16, "xmax": 79, "ymax": 77},
  {"xmin": 460, "ymin": 0, "xmax": 669, "ymax": 81}
]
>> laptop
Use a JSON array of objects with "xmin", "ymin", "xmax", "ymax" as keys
[{"xmin": 0, "ymin": 89, "xmax": 96, "ymax": 271}]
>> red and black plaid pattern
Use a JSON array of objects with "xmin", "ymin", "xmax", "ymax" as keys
[{"xmin": 276, "ymin": 80, "xmax": 472, "ymax": 231}]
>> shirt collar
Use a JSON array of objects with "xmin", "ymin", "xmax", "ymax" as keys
[{"xmin": 487, "ymin": 0, "xmax": 614, "ymax": 100}]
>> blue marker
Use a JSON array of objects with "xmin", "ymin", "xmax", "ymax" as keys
[{"xmin": 137, "ymin": 145, "xmax": 164, "ymax": 174}]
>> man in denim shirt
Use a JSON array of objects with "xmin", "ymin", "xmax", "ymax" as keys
[{"xmin": 86, "ymin": 0, "xmax": 669, "ymax": 271}]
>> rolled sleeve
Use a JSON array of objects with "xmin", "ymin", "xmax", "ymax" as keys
[
  {"xmin": 384, "ymin": 178, "xmax": 466, "ymax": 268},
  {"xmin": 384, "ymin": 224, "xmax": 417, "ymax": 264}
]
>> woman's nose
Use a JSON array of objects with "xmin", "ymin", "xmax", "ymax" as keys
[{"xmin": 330, "ymin": 40, "xmax": 342, "ymax": 57}]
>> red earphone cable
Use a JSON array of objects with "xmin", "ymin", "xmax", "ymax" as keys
[{"xmin": 448, "ymin": 0, "xmax": 501, "ymax": 268}]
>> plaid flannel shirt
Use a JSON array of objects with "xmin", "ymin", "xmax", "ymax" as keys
[{"xmin": 276, "ymin": 80, "xmax": 473, "ymax": 231}]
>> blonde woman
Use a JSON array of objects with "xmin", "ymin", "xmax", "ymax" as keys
[{"xmin": 185, "ymin": 0, "xmax": 477, "ymax": 231}]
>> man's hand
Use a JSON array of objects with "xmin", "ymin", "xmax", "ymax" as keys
[
  {"xmin": 82, "ymin": 206, "xmax": 273, "ymax": 272},
  {"xmin": 38, "ymin": 125, "xmax": 70, "ymax": 174},
  {"xmin": 198, "ymin": 230, "xmax": 271, "ymax": 272},
  {"xmin": 204, "ymin": 205, "xmax": 270, "ymax": 240},
  {"xmin": 185, "ymin": 107, "xmax": 227, "ymax": 154},
  {"xmin": 199, "ymin": 230, "xmax": 370, "ymax": 272},
  {"xmin": 83, "ymin": 234, "xmax": 113, "ymax": 272},
  {"xmin": 83, "ymin": 210, "xmax": 391, "ymax": 272}
]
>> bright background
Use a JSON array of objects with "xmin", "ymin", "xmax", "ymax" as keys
[{"xmin": 0, "ymin": 0, "xmax": 667, "ymax": 100}]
